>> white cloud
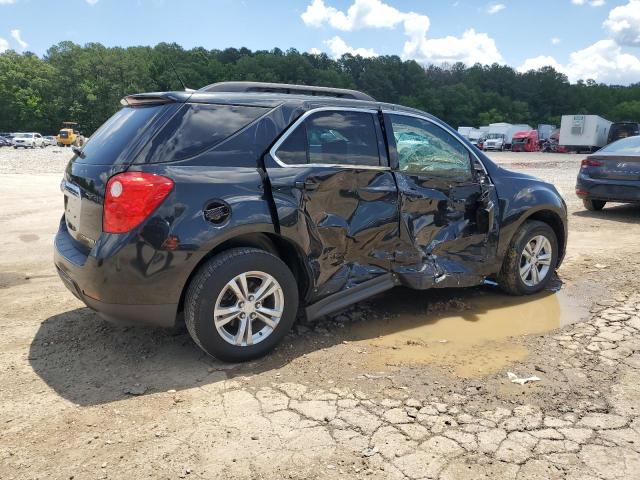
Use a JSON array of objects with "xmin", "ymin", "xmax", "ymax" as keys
[
  {"xmin": 302, "ymin": 0, "xmax": 503, "ymax": 66},
  {"xmin": 551, "ymin": 37, "xmax": 561, "ymax": 44},
  {"xmin": 324, "ymin": 36, "xmax": 377, "ymax": 58},
  {"xmin": 604, "ymin": 0, "xmax": 640, "ymax": 46},
  {"xmin": 0, "ymin": 37, "xmax": 8, "ymax": 52},
  {"xmin": 86, "ymin": 0, "xmax": 99, "ymax": 4},
  {"xmin": 572, "ymin": 0, "xmax": 606, "ymax": 6},
  {"xmin": 487, "ymin": 3, "xmax": 506, "ymax": 14},
  {"xmin": 518, "ymin": 55, "xmax": 566, "ymax": 74},
  {"xmin": 10, "ymin": 29, "xmax": 27, "ymax": 50},
  {"xmin": 519, "ymin": 39, "xmax": 640, "ymax": 84},
  {"xmin": 0, "ymin": 0, "xmax": 17, "ymax": 4},
  {"xmin": 309, "ymin": 47, "xmax": 323, "ymax": 55},
  {"xmin": 301, "ymin": 0, "xmax": 430, "ymax": 34},
  {"xmin": 403, "ymin": 28, "xmax": 504, "ymax": 65}
]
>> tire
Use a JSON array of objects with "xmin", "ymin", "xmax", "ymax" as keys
[
  {"xmin": 498, "ymin": 220, "xmax": 559, "ymax": 296},
  {"xmin": 184, "ymin": 247, "xmax": 299, "ymax": 362},
  {"xmin": 583, "ymin": 199, "xmax": 605, "ymax": 211}
]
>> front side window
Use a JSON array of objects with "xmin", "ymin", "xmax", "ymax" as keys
[
  {"xmin": 389, "ymin": 114, "xmax": 472, "ymax": 181},
  {"xmin": 276, "ymin": 110, "xmax": 380, "ymax": 167}
]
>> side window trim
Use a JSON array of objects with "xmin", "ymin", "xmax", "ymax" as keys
[
  {"xmin": 271, "ymin": 107, "xmax": 391, "ymax": 170},
  {"xmin": 381, "ymin": 110, "xmax": 489, "ymax": 178}
]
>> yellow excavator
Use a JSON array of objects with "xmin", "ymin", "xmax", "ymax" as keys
[{"xmin": 56, "ymin": 122, "xmax": 85, "ymax": 147}]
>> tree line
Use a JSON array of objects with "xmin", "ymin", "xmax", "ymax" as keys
[{"xmin": 1, "ymin": 41, "xmax": 640, "ymax": 136}]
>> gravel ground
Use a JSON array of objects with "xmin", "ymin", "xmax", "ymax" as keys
[
  {"xmin": 1, "ymin": 148, "xmax": 640, "ymax": 479},
  {"xmin": 0, "ymin": 145, "xmax": 73, "ymax": 174}
]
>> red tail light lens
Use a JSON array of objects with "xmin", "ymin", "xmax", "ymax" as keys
[
  {"xmin": 581, "ymin": 159, "xmax": 603, "ymax": 168},
  {"xmin": 103, "ymin": 172, "xmax": 174, "ymax": 234}
]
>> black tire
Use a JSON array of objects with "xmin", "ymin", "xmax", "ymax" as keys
[
  {"xmin": 498, "ymin": 220, "xmax": 559, "ymax": 296},
  {"xmin": 184, "ymin": 247, "xmax": 299, "ymax": 362},
  {"xmin": 583, "ymin": 199, "xmax": 605, "ymax": 211}
]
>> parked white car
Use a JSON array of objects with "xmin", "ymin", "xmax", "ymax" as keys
[
  {"xmin": 13, "ymin": 132, "xmax": 45, "ymax": 149},
  {"xmin": 44, "ymin": 136, "xmax": 57, "ymax": 147}
]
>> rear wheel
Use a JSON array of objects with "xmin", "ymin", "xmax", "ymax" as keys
[
  {"xmin": 185, "ymin": 247, "xmax": 299, "ymax": 362},
  {"xmin": 583, "ymin": 199, "xmax": 605, "ymax": 211},
  {"xmin": 498, "ymin": 220, "xmax": 558, "ymax": 295}
]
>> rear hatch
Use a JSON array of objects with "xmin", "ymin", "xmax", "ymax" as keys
[
  {"xmin": 62, "ymin": 92, "xmax": 272, "ymax": 253},
  {"xmin": 62, "ymin": 95, "xmax": 185, "ymax": 252},
  {"xmin": 584, "ymin": 154, "xmax": 640, "ymax": 181}
]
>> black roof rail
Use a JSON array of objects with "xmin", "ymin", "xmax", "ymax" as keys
[{"xmin": 198, "ymin": 81, "xmax": 375, "ymax": 101}]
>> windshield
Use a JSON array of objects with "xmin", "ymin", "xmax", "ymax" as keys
[
  {"xmin": 14, "ymin": 133, "xmax": 33, "ymax": 138},
  {"xmin": 599, "ymin": 136, "xmax": 640, "ymax": 155},
  {"xmin": 486, "ymin": 133, "xmax": 503, "ymax": 139}
]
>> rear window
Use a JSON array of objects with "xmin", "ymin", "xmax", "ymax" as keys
[
  {"xmin": 137, "ymin": 103, "xmax": 269, "ymax": 163},
  {"xmin": 600, "ymin": 136, "xmax": 640, "ymax": 154},
  {"xmin": 78, "ymin": 105, "xmax": 166, "ymax": 164}
]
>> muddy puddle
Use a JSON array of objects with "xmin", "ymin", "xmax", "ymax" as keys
[{"xmin": 344, "ymin": 287, "xmax": 587, "ymax": 378}]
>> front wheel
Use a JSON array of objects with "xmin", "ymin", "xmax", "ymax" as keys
[
  {"xmin": 583, "ymin": 199, "xmax": 605, "ymax": 211},
  {"xmin": 498, "ymin": 220, "xmax": 559, "ymax": 295},
  {"xmin": 185, "ymin": 247, "xmax": 299, "ymax": 362}
]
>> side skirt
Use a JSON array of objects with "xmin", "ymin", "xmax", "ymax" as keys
[{"xmin": 305, "ymin": 273, "xmax": 397, "ymax": 321}]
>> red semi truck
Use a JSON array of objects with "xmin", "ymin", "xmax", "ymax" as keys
[{"xmin": 511, "ymin": 130, "xmax": 539, "ymax": 152}]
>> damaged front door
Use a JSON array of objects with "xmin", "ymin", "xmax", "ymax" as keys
[
  {"xmin": 266, "ymin": 108, "xmax": 399, "ymax": 301},
  {"xmin": 384, "ymin": 112, "xmax": 499, "ymax": 289}
]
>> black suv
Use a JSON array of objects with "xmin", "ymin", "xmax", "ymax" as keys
[{"xmin": 54, "ymin": 82, "xmax": 567, "ymax": 362}]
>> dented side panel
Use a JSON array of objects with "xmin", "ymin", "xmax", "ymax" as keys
[
  {"xmin": 390, "ymin": 173, "xmax": 499, "ymax": 289},
  {"xmin": 265, "ymin": 160, "xmax": 399, "ymax": 302}
]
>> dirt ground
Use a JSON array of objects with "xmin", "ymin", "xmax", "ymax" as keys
[{"xmin": 1, "ymin": 148, "xmax": 640, "ymax": 479}]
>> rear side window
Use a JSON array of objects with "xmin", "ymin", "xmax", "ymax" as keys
[
  {"xmin": 275, "ymin": 110, "xmax": 380, "ymax": 167},
  {"xmin": 139, "ymin": 103, "xmax": 269, "ymax": 163},
  {"xmin": 79, "ymin": 105, "xmax": 166, "ymax": 164}
]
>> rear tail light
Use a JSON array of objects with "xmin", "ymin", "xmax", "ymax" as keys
[
  {"xmin": 575, "ymin": 188, "xmax": 588, "ymax": 198},
  {"xmin": 103, "ymin": 172, "xmax": 174, "ymax": 234},
  {"xmin": 581, "ymin": 159, "xmax": 603, "ymax": 168}
]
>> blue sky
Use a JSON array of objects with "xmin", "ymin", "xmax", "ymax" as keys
[{"xmin": 2, "ymin": 0, "xmax": 640, "ymax": 84}]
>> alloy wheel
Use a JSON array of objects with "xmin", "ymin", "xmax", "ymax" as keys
[
  {"xmin": 519, "ymin": 235, "xmax": 552, "ymax": 287},
  {"xmin": 213, "ymin": 271, "xmax": 284, "ymax": 347}
]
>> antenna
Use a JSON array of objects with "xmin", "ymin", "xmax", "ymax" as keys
[{"xmin": 168, "ymin": 59, "xmax": 190, "ymax": 92}]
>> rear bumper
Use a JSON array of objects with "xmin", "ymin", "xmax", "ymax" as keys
[
  {"xmin": 576, "ymin": 174, "xmax": 640, "ymax": 203},
  {"xmin": 54, "ymin": 220, "xmax": 178, "ymax": 328}
]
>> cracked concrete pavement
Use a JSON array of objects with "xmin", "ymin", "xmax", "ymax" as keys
[{"xmin": 1, "ymin": 151, "xmax": 640, "ymax": 479}]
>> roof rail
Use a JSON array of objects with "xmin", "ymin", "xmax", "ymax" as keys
[{"xmin": 198, "ymin": 81, "xmax": 375, "ymax": 101}]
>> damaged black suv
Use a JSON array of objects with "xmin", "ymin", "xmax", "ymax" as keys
[{"xmin": 54, "ymin": 82, "xmax": 567, "ymax": 362}]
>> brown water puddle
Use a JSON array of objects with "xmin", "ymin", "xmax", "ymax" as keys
[{"xmin": 344, "ymin": 287, "xmax": 587, "ymax": 378}]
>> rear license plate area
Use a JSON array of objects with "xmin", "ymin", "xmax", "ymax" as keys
[{"xmin": 63, "ymin": 182, "xmax": 82, "ymax": 233}]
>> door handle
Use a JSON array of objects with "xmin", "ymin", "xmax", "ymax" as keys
[{"xmin": 294, "ymin": 180, "xmax": 319, "ymax": 191}]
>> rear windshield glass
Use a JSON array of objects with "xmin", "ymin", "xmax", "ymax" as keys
[
  {"xmin": 137, "ymin": 103, "xmax": 269, "ymax": 163},
  {"xmin": 600, "ymin": 136, "xmax": 640, "ymax": 154},
  {"xmin": 77, "ymin": 105, "xmax": 166, "ymax": 164}
]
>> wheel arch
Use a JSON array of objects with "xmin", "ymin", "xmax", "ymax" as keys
[
  {"xmin": 500, "ymin": 207, "xmax": 567, "ymax": 268},
  {"xmin": 177, "ymin": 232, "xmax": 313, "ymax": 316},
  {"xmin": 525, "ymin": 209, "xmax": 567, "ymax": 266}
]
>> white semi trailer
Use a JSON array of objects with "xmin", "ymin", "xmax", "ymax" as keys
[
  {"xmin": 559, "ymin": 115, "xmax": 612, "ymax": 152},
  {"xmin": 484, "ymin": 123, "xmax": 532, "ymax": 150}
]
